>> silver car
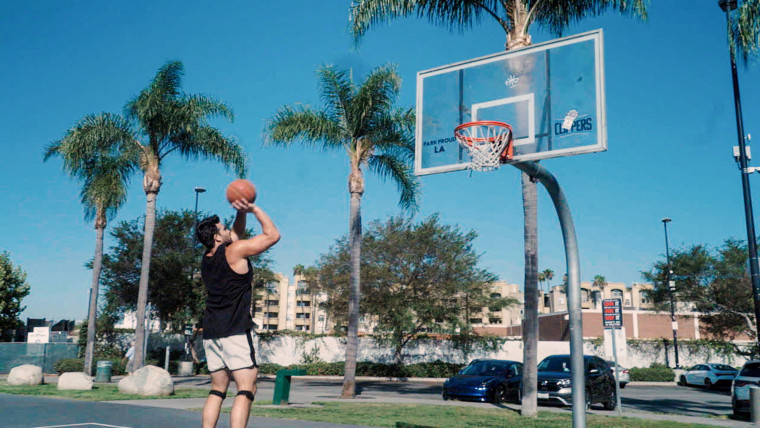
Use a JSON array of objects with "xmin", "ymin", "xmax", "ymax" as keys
[
  {"xmin": 732, "ymin": 360, "xmax": 760, "ymax": 417},
  {"xmin": 606, "ymin": 361, "xmax": 630, "ymax": 388}
]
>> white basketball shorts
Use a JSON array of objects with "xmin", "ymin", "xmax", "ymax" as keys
[{"xmin": 203, "ymin": 329, "xmax": 258, "ymax": 372}]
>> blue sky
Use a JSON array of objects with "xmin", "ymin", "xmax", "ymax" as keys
[{"xmin": 2, "ymin": 1, "xmax": 759, "ymax": 321}]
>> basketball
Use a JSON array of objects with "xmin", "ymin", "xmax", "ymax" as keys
[{"xmin": 226, "ymin": 179, "xmax": 257, "ymax": 204}]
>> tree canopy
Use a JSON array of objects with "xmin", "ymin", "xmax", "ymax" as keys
[
  {"xmin": 316, "ymin": 215, "xmax": 514, "ymax": 363},
  {"xmin": 0, "ymin": 252, "xmax": 31, "ymax": 341},
  {"xmin": 642, "ymin": 238, "xmax": 757, "ymax": 345}
]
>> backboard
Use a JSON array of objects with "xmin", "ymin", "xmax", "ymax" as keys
[{"xmin": 415, "ymin": 30, "xmax": 606, "ymax": 175}]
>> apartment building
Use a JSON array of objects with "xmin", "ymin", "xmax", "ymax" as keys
[
  {"xmin": 540, "ymin": 281, "xmax": 656, "ymax": 313},
  {"xmin": 251, "ymin": 273, "xmax": 331, "ymax": 334}
]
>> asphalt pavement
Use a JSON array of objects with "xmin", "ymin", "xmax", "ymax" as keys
[{"xmin": 2, "ymin": 375, "xmax": 757, "ymax": 427}]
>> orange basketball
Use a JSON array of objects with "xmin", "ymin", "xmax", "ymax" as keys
[{"xmin": 226, "ymin": 179, "xmax": 257, "ymax": 204}]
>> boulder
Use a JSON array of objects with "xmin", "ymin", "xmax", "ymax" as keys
[
  {"xmin": 57, "ymin": 372, "xmax": 93, "ymax": 390},
  {"xmin": 7, "ymin": 364, "xmax": 43, "ymax": 386},
  {"xmin": 118, "ymin": 365, "xmax": 173, "ymax": 396}
]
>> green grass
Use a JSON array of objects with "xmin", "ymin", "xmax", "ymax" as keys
[
  {"xmin": 241, "ymin": 402, "xmax": 714, "ymax": 428},
  {"xmin": 0, "ymin": 381, "xmax": 209, "ymax": 401}
]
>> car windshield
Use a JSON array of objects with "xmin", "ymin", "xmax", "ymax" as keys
[
  {"xmin": 538, "ymin": 357, "xmax": 571, "ymax": 372},
  {"xmin": 711, "ymin": 364, "xmax": 736, "ymax": 371},
  {"xmin": 460, "ymin": 361, "xmax": 509, "ymax": 376},
  {"xmin": 741, "ymin": 363, "xmax": 760, "ymax": 377}
]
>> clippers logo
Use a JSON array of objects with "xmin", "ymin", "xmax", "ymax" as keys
[{"xmin": 554, "ymin": 117, "xmax": 593, "ymax": 136}]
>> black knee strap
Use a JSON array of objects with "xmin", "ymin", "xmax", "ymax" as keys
[
  {"xmin": 209, "ymin": 390, "xmax": 226, "ymax": 400},
  {"xmin": 237, "ymin": 390, "xmax": 254, "ymax": 401}
]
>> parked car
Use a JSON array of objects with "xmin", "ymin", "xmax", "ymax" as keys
[
  {"xmin": 606, "ymin": 360, "xmax": 630, "ymax": 388},
  {"xmin": 678, "ymin": 363, "xmax": 738, "ymax": 389},
  {"xmin": 732, "ymin": 360, "xmax": 760, "ymax": 417},
  {"xmin": 442, "ymin": 359, "xmax": 522, "ymax": 403},
  {"xmin": 536, "ymin": 354, "xmax": 617, "ymax": 410}
]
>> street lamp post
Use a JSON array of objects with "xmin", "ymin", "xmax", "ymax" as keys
[
  {"xmin": 194, "ymin": 187, "xmax": 206, "ymax": 228},
  {"xmin": 662, "ymin": 218, "xmax": 680, "ymax": 368},
  {"xmin": 719, "ymin": 0, "xmax": 760, "ymax": 353}
]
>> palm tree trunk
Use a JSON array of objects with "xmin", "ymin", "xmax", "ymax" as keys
[
  {"xmin": 84, "ymin": 215, "xmax": 106, "ymax": 376},
  {"xmin": 521, "ymin": 172, "xmax": 539, "ymax": 417},
  {"xmin": 342, "ymin": 168, "xmax": 363, "ymax": 399},
  {"xmin": 133, "ymin": 190, "xmax": 158, "ymax": 369}
]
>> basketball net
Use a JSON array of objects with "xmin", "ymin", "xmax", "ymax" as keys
[{"xmin": 454, "ymin": 121, "xmax": 513, "ymax": 171}]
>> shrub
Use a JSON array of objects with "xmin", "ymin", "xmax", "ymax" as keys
[
  {"xmin": 629, "ymin": 366, "xmax": 675, "ymax": 382},
  {"xmin": 55, "ymin": 358, "xmax": 84, "ymax": 374},
  {"xmin": 54, "ymin": 358, "xmax": 126, "ymax": 376},
  {"xmin": 258, "ymin": 363, "xmax": 285, "ymax": 375}
]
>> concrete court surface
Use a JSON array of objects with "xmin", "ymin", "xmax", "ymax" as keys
[{"xmin": 0, "ymin": 393, "xmax": 370, "ymax": 428}]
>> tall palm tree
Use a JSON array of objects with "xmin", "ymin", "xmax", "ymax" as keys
[
  {"xmin": 266, "ymin": 64, "xmax": 419, "ymax": 398},
  {"xmin": 732, "ymin": 0, "xmax": 760, "ymax": 63},
  {"xmin": 537, "ymin": 271, "xmax": 546, "ymax": 291},
  {"xmin": 44, "ymin": 113, "xmax": 138, "ymax": 376},
  {"xmin": 127, "ymin": 61, "xmax": 248, "ymax": 368},
  {"xmin": 349, "ymin": 0, "xmax": 647, "ymax": 416},
  {"xmin": 543, "ymin": 268, "xmax": 554, "ymax": 292},
  {"xmin": 593, "ymin": 274, "xmax": 607, "ymax": 308}
]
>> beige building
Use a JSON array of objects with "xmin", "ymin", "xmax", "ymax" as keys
[
  {"xmin": 539, "ymin": 281, "xmax": 655, "ymax": 313},
  {"xmin": 252, "ymin": 273, "xmax": 331, "ymax": 334}
]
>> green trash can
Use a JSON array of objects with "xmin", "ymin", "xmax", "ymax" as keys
[{"xmin": 95, "ymin": 360, "xmax": 113, "ymax": 382}]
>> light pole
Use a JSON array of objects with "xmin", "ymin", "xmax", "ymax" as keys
[
  {"xmin": 662, "ymin": 218, "xmax": 680, "ymax": 368},
  {"xmin": 194, "ymin": 187, "xmax": 206, "ymax": 228},
  {"xmin": 719, "ymin": 0, "xmax": 760, "ymax": 353}
]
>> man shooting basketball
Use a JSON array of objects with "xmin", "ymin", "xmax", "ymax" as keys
[{"xmin": 196, "ymin": 199, "xmax": 280, "ymax": 428}]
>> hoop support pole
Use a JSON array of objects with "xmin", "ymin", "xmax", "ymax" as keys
[{"xmin": 512, "ymin": 161, "xmax": 585, "ymax": 428}]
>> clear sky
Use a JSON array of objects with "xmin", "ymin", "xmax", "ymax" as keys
[{"xmin": 2, "ymin": 1, "xmax": 759, "ymax": 321}]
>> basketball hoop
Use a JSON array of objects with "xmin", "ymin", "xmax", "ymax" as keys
[{"xmin": 454, "ymin": 121, "xmax": 514, "ymax": 171}]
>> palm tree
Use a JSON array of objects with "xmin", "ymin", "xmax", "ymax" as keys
[
  {"xmin": 350, "ymin": 0, "xmax": 647, "ymax": 416},
  {"xmin": 537, "ymin": 271, "xmax": 546, "ymax": 291},
  {"xmin": 127, "ymin": 61, "xmax": 248, "ymax": 368},
  {"xmin": 543, "ymin": 268, "xmax": 555, "ymax": 293},
  {"xmin": 44, "ymin": 113, "xmax": 138, "ymax": 376},
  {"xmin": 265, "ymin": 64, "xmax": 419, "ymax": 398},
  {"xmin": 592, "ymin": 274, "xmax": 607, "ymax": 308},
  {"xmin": 732, "ymin": 0, "xmax": 760, "ymax": 63}
]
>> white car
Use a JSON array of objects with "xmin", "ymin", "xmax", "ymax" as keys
[
  {"xmin": 678, "ymin": 363, "xmax": 738, "ymax": 389},
  {"xmin": 732, "ymin": 360, "xmax": 760, "ymax": 417},
  {"xmin": 606, "ymin": 361, "xmax": 630, "ymax": 388}
]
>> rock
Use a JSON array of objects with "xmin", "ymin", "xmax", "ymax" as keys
[
  {"xmin": 8, "ymin": 365, "xmax": 43, "ymax": 386},
  {"xmin": 118, "ymin": 365, "xmax": 173, "ymax": 396},
  {"xmin": 57, "ymin": 372, "xmax": 93, "ymax": 390}
]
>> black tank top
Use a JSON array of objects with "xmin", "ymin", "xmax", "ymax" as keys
[{"xmin": 201, "ymin": 244, "xmax": 253, "ymax": 339}]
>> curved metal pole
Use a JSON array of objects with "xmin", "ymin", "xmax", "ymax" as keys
[{"xmin": 513, "ymin": 161, "xmax": 585, "ymax": 428}]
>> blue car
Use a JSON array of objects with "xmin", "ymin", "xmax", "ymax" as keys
[{"xmin": 442, "ymin": 359, "xmax": 522, "ymax": 403}]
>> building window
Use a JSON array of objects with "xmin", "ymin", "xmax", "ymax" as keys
[
  {"xmin": 489, "ymin": 317, "xmax": 502, "ymax": 324},
  {"xmin": 611, "ymin": 289, "xmax": 623, "ymax": 299},
  {"xmin": 625, "ymin": 299, "xmax": 631, "ymax": 306},
  {"xmin": 266, "ymin": 325, "xmax": 278, "ymax": 330},
  {"xmin": 470, "ymin": 318, "xmax": 482, "ymax": 324},
  {"xmin": 559, "ymin": 298, "xmax": 565, "ymax": 305},
  {"xmin": 296, "ymin": 301, "xmax": 311, "ymax": 307},
  {"xmin": 265, "ymin": 283, "xmax": 278, "ymax": 293},
  {"xmin": 266, "ymin": 312, "xmax": 278, "ymax": 318},
  {"xmin": 266, "ymin": 300, "xmax": 278, "ymax": 306},
  {"xmin": 640, "ymin": 291, "xmax": 650, "ymax": 304},
  {"xmin": 318, "ymin": 315, "xmax": 325, "ymax": 322},
  {"xmin": 296, "ymin": 313, "xmax": 310, "ymax": 319},
  {"xmin": 582, "ymin": 289, "xmax": 590, "ymax": 302},
  {"xmin": 490, "ymin": 293, "xmax": 502, "ymax": 299}
]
